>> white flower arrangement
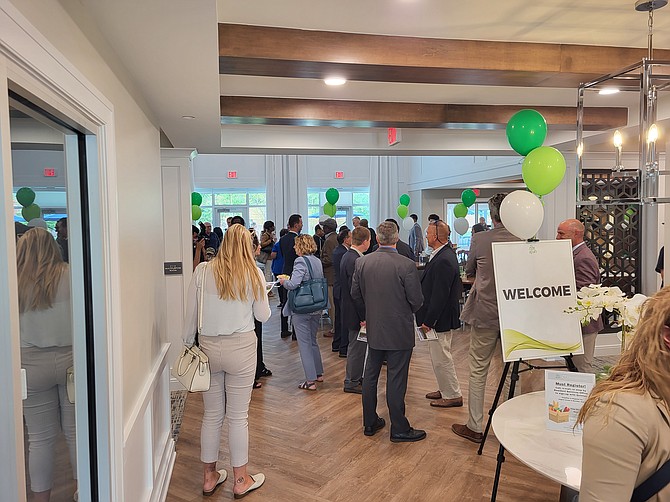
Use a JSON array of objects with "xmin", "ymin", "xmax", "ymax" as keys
[{"xmin": 564, "ymin": 284, "xmax": 647, "ymax": 348}]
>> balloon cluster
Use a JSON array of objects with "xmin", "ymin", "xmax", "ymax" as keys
[
  {"xmin": 323, "ymin": 188, "xmax": 339, "ymax": 217},
  {"xmin": 17, "ymin": 187, "xmax": 43, "ymax": 225},
  {"xmin": 191, "ymin": 192, "xmax": 203, "ymax": 221},
  {"xmin": 502, "ymin": 110, "xmax": 567, "ymax": 240},
  {"xmin": 396, "ymin": 194, "xmax": 414, "ymax": 230},
  {"xmin": 453, "ymin": 189, "xmax": 477, "ymax": 235}
]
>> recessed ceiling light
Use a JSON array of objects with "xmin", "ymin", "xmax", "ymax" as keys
[
  {"xmin": 324, "ymin": 77, "xmax": 347, "ymax": 86},
  {"xmin": 181, "ymin": 115, "xmax": 196, "ymax": 120},
  {"xmin": 598, "ymin": 88, "xmax": 620, "ymax": 95}
]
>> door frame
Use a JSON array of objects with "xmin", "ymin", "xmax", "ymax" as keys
[{"xmin": 0, "ymin": 2, "xmax": 122, "ymax": 500}]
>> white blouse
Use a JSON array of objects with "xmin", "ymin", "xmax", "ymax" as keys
[
  {"xmin": 20, "ymin": 272, "xmax": 72, "ymax": 348},
  {"xmin": 182, "ymin": 262, "xmax": 271, "ymax": 345}
]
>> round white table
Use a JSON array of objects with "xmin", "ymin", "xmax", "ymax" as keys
[{"xmin": 492, "ymin": 391, "xmax": 583, "ymax": 497}]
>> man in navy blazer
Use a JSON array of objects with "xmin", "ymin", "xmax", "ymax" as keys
[
  {"xmin": 351, "ymin": 222, "xmax": 425, "ymax": 442},
  {"xmin": 557, "ymin": 219, "xmax": 603, "ymax": 373},
  {"xmin": 279, "ymin": 214, "xmax": 303, "ymax": 337},
  {"xmin": 415, "ymin": 221, "xmax": 464, "ymax": 408},
  {"xmin": 332, "ymin": 228, "xmax": 351, "ymax": 354},
  {"xmin": 339, "ymin": 227, "xmax": 371, "ymax": 393}
]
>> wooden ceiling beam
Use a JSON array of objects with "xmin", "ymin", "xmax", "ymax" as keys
[
  {"xmin": 219, "ymin": 24, "xmax": 670, "ymax": 87},
  {"xmin": 220, "ymin": 96, "xmax": 627, "ymax": 130}
]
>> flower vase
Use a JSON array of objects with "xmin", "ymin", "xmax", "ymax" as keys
[{"xmin": 620, "ymin": 324, "xmax": 630, "ymax": 353}]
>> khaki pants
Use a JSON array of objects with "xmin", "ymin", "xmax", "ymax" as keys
[
  {"xmin": 572, "ymin": 331, "xmax": 598, "ymax": 373},
  {"xmin": 428, "ymin": 330, "xmax": 462, "ymax": 399},
  {"xmin": 466, "ymin": 325, "xmax": 512, "ymax": 433},
  {"xmin": 199, "ymin": 331, "xmax": 256, "ymax": 467}
]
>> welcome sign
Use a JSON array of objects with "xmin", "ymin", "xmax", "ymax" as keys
[{"xmin": 492, "ymin": 240, "xmax": 583, "ymax": 362}]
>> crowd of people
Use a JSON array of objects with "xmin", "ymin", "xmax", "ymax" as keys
[{"xmin": 182, "ymin": 194, "xmax": 670, "ymax": 500}]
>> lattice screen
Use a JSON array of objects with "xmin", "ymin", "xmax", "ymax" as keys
[{"xmin": 579, "ymin": 170, "xmax": 641, "ymax": 296}]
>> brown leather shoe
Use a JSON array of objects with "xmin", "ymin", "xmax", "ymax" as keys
[
  {"xmin": 430, "ymin": 397, "xmax": 463, "ymax": 408},
  {"xmin": 425, "ymin": 391, "xmax": 442, "ymax": 400},
  {"xmin": 451, "ymin": 423, "xmax": 483, "ymax": 443}
]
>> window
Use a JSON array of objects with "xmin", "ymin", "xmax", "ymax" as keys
[
  {"xmin": 307, "ymin": 188, "xmax": 369, "ymax": 235},
  {"xmin": 444, "ymin": 200, "xmax": 491, "ymax": 251},
  {"xmin": 195, "ymin": 189, "xmax": 267, "ymax": 229}
]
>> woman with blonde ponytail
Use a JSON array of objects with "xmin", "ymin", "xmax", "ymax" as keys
[
  {"xmin": 578, "ymin": 287, "xmax": 670, "ymax": 501},
  {"xmin": 183, "ymin": 223, "xmax": 270, "ymax": 498},
  {"xmin": 17, "ymin": 227, "xmax": 77, "ymax": 502}
]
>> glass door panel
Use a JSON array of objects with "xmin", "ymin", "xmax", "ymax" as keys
[{"xmin": 9, "ymin": 97, "xmax": 91, "ymax": 501}]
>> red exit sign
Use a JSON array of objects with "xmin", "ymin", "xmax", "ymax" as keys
[
  {"xmin": 388, "ymin": 127, "xmax": 401, "ymax": 146},
  {"xmin": 227, "ymin": 171, "xmax": 237, "ymax": 179},
  {"xmin": 335, "ymin": 171, "xmax": 344, "ymax": 179},
  {"xmin": 44, "ymin": 168, "xmax": 56, "ymax": 177}
]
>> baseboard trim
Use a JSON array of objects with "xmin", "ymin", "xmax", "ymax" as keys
[{"xmin": 150, "ymin": 435, "xmax": 176, "ymax": 502}]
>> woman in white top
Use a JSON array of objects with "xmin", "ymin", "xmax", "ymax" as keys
[
  {"xmin": 18, "ymin": 227, "xmax": 77, "ymax": 502},
  {"xmin": 183, "ymin": 224, "xmax": 271, "ymax": 498}
]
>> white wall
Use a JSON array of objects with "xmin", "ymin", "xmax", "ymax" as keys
[
  {"xmin": 6, "ymin": 1, "xmax": 172, "ymax": 500},
  {"xmin": 193, "ymin": 154, "xmax": 410, "ymax": 232}
]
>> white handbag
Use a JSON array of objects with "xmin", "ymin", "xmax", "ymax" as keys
[{"xmin": 171, "ymin": 265, "xmax": 211, "ymax": 392}]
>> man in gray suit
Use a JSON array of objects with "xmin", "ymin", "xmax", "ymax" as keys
[
  {"xmin": 556, "ymin": 218, "xmax": 603, "ymax": 373},
  {"xmin": 351, "ymin": 221, "xmax": 425, "ymax": 442},
  {"xmin": 452, "ymin": 193, "xmax": 519, "ymax": 444}
]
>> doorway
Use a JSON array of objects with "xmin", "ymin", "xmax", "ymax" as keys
[{"xmin": 5, "ymin": 91, "xmax": 98, "ymax": 501}]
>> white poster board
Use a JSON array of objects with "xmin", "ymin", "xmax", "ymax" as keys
[
  {"xmin": 545, "ymin": 370, "xmax": 595, "ymax": 434},
  {"xmin": 493, "ymin": 240, "xmax": 583, "ymax": 362}
]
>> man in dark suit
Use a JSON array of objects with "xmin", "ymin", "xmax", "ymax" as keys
[
  {"xmin": 320, "ymin": 218, "xmax": 339, "ymax": 336},
  {"xmin": 369, "ymin": 219, "xmax": 415, "ymax": 260},
  {"xmin": 360, "ymin": 218, "xmax": 377, "ymax": 255},
  {"xmin": 340, "ymin": 226, "xmax": 371, "ymax": 393},
  {"xmin": 351, "ymin": 221, "xmax": 425, "ymax": 442},
  {"xmin": 416, "ymin": 221, "xmax": 463, "ymax": 408},
  {"xmin": 279, "ymin": 214, "xmax": 303, "ymax": 337},
  {"xmin": 332, "ymin": 228, "xmax": 351, "ymax": 354},
  {"xmin": 556, "ymin": 218, "xmax": 603, "ymax": 373}
]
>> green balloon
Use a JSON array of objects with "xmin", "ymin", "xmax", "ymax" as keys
[
  {"xmin": 191, "ymin": 205, "xmax": 202, "ymax": 221},
  {"xmin": 506, "ymin": 109, "xmax": 547, "ymax": 156},
  {"xmin": 453, "ymin": 203, "xmax": 468, "ymax": 219},
  {"xmin": 191, "ymin": 192, "xmax": 203, "ymax": 206},
  {"xmin": 461, "ymin": 189, "xmax": 476, "ymax": 207},
  {"xmin": 324, "ymin": 202, "xmax": 337, "ymax": 217},
  {"xmin": 399, "ymin": 193, "xmax": 410, "ymax": 206},
  {"xmin": 397, "ymin": 204, "xmax": 409, "ymax": 219},
  {"xmin": 16, "ymin": 187, "xmax": 36, "ymax": 207},
  {"xmin": 522, "ymin": 146, "xmax": 567, "ymax": 196},
  {"xmin": 326, "ymin": 188, "xmax": 340, "ymax": 205},
  {"xmin": 22, "ymin": 203, "xmax": 41, "ymax": 222}
]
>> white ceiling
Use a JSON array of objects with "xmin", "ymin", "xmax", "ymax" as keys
[{"xmin": 62, "ymin": 0, "xmax": 670, "ymax": 154}]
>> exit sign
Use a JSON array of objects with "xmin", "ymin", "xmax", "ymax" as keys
[
  {"xmin": 335, "ymin": 171, "xmax": 344, "ymax": 179},
  {"xmin": 44, "ymin": 168, "xmax": 56, "ymax": 177},
  {"xmin": 227, "ymin": 171, "xmax": 237, "ymax": 179},
  {"xmin": 388, "ymin": 127, "xmax": 401, "ymax": 146}
]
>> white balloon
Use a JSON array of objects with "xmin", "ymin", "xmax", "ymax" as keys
[
  {"xmin": 453, "ymin": 217, "xmax": 470, "ymax": 235},
  {"xmin": 402, "ymin": 216, "xmax": 414, "ymax": 230},
  {"xmin": 27, "ymin": 218, "xmax": 47, "ymax": 229},
  {"xmin": 500, "ymin": 190, "xmax": 544, "ymax": 240}
]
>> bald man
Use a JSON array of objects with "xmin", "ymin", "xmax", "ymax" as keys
[
  {"xmin": 556, "ymin": 219, "xmax": 603, "ymax": 373},
  {"xmin": 415, "ymin": 221, "xmax": 463, "ymax": 408}
]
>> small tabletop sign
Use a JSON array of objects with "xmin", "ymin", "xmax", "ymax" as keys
[{"xmin": 545, "ymin": 370, "xmax": 595, "ymax": 433}]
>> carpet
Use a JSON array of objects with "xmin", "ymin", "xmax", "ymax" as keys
[{"xmin": 171, "ymin": 390, "xmax": 188, "ymax": 442}]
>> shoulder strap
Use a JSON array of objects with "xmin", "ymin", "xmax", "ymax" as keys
[
  {"xmin": 631, "ymin": 459, "xmax": 670, "ymax": 502},
  {"xmin": 198, "ymin": 264, "xmax": 207, "ymax": 333},
  {"xmin": 302, "ymin": 256, "xmax": 314, "ymax": 280}
]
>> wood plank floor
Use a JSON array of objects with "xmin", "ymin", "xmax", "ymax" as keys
[{"xmin": 167, "ymin": 297, "xmax": 560, "ymax": 502}]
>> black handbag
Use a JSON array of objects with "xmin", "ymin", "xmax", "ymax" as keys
[
  {"xmin": 288, "ymin": 256, "xmax": 328, "ymax": 314},
  {"xmin": 630, "ymin": 459, "xmax": 670, "ymax": 502}
]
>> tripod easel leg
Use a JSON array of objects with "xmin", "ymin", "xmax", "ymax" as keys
[
  {"xmin": 489, "ymin": 360, "xmax": 521, "ymax": 502},
  {"xmin": 478, "ymin": 361, "xmax": 511, "ymax": 455}
]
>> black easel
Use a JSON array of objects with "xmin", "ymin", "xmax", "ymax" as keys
[{"xmin": 478, "ymin": 354, "xmax": 578, "ymax": 502}]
